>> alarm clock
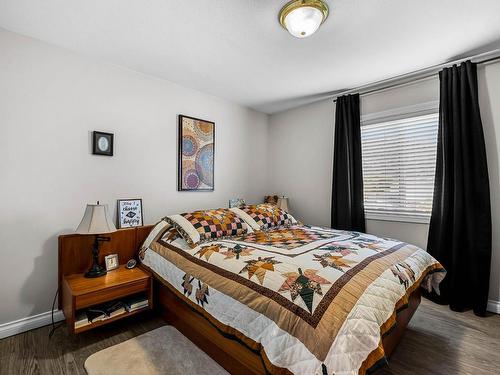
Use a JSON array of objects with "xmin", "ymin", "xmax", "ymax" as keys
[{"xmin": 126, "ymin": 259, "xmax": 137, "ymax": 269}]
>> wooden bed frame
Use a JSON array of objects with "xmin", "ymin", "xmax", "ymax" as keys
[
  {"xmin": 58, "ymin": 225, "xmax": 421, "ymax": 375},
  {"xmin": 158, "ymin": 283, "xmax": 421, "ymax": 375}
]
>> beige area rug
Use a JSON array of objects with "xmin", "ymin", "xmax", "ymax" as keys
[{"xmin": 85, "ymin": 325, "xmax": 229, "ymax": 375}]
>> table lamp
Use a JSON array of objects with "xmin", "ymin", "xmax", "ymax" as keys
[
  {"xmin": 76, "ymin": 202, "xmax": 116, "ymax": 278},
  {"xmin": 277, "ymin": 196, "xmax": 289, "ymax": 212}
]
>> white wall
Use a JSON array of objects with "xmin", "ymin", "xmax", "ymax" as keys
[
  {"xmin": 0, "ymin": 31, "xmax": 269, "ymax": 325},
  {"xmin": 269, "ymin": 67, "xmax": 500, "ymax": 306},
  {"xmin": 478, "ymin": 62, "xmax": 500, "ymax": 306},
  {"xmin": 268, "ymin": 99, "xmax": 335, "ymax": 228}
]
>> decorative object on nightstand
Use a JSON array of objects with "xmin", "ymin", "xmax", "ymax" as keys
[
  {"xmin": 117, "ymin": 198, "xmax": 143, "ymax": 228},
  {"xmin": 126, "ymin": 259, "xmax": 137, "ymax": 269},
  {"xmin": 277, "ymin": 196, "xmax": 290, "ymax": 212},
  {"xmin": 92, "ymin": 131, "xmax": 114, "ymax": 156},
  {"xmin": 76, "ymin": 202, "xmax": 116, "ymax": 278},
  {"xmin": 104, "ymin": 254, "xmax": 119, "ymax": 271}
]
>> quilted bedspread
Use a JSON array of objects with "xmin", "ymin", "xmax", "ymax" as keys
[{"xmin": 140, "ymin": 222, "xmax": 445, "ymax": 375}]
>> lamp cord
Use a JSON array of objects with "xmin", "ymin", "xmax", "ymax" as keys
[{"xmin": 48, "ymin": 288, "xmax": 63, "ymax": 339}]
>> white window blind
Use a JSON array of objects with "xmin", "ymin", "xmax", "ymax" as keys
[{"xmin": 361, "ymin": 113, "xmax": 439, "ymax": 223}]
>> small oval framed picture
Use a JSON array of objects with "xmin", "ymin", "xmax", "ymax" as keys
[
  {"xmin": 117, "ymin": 199, "xmax": 143, "ymax": 228},
  {"xmin": 104, "ymin": 254, "xmax": 119, "ymax": 271},
  {"xmin": 92, "ymin": 131, "xmax": 114, "ymax": 156}
]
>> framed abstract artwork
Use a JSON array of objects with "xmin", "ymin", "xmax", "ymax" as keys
[{"xmin": 178, "ymin": 115, "xmax": 215, "ymax": 191}]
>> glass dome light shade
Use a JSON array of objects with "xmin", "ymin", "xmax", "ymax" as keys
[
  {"xmin": 284, "ymin": 6, "xmax": 323, "ymax": 38},
  {"xmin": 279, "ymin": 0, "xmax": 329, "ymax": 38}
]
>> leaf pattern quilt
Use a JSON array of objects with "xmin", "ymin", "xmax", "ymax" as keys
[{"xmin": 140, "ymin": 222, "xmax": 445, "ymax": 375}]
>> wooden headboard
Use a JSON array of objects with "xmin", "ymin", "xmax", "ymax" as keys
[{"xmin": 57, "ymin": 225, "xmax": 154, "ymax": 308}]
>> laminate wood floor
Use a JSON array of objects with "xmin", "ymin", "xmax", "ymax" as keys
[
  {"xmin": 0, "ymin": 312, "xmax": 164, "ymax": 375},
  {"xmin": 1, "ymin": 300, "xmax": 499, "ymax": 375},
  {"xmin": 379, "ymin": 299, "xmax": 500, "ymax": 375}
]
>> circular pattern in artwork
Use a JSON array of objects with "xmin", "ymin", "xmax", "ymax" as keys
[
  {"xmin": 97, "ymin": 136, "xmax": 109, "ymax": 152},
  {"xmin": 193, "ymin": 121, "xmax": 213, "ymax": 141},
  {"xmin": 183, "ymin": 169, "xmax": 200, "ymax": 189},
  {"xmin": 195, "ymin": 144, "xmax": 214, "ymax": 187},
  {"xmin": 182, "ymin": 135, "xmax": 198, "ymax": 157}
]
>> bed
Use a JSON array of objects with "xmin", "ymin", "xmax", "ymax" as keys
[{"xmin": 139, "ymin": 205, "xmax": 445, "ymax": 375}]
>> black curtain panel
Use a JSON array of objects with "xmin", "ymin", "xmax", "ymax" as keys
[
  {"xmin": 331, "ymin": 94, "xmax": 366, "ymax": 232},
  {"xmin": 426, "ymin": 61, "xmax": 492, "ymax": 316}
]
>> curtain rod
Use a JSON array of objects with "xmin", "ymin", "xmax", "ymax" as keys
[{"xmin": 332, "ymin": 50, "xmax": 500, "ymax": 102}]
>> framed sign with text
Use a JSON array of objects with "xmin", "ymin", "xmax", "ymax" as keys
[{"xmin": 117, "ymin": 199, "xmax": 143, "ymax": 228}]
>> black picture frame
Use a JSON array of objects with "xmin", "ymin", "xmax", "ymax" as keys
[
  {"xmin": 92, "ymin": 131, "xmax": 114, "ymax": 156},
  {"xmin": 116, "ymin": 198, "xmax": 144, "ymax": 228},
  {"xmin": 178, "ymin": 115, "xmax": 215, "ymax": 191}
]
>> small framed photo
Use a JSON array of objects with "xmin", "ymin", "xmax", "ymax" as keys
[
  {"xmin": 92, "ymin": 131, "xmax": 114, "ymax": 156},
  {"xmin": 117, "ymin": 199, "xmax": 143, "ymax": 228},
  {"xmin": 104, "ymin": 254, "xmax": 119, "ymax": 271}
]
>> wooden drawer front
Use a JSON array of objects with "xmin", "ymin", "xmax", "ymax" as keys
[{"xmin": 75, "ymin": 279, "xmax": 149, "ymax": 310}]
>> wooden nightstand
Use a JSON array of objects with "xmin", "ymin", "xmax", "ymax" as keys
[{"xmin": 61, "ymin": 265, "xmax": 153, "ymax": 333}]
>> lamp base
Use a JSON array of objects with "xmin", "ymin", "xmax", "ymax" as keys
[
  {"xmin": 84, "ymin": 264, "xmax": 107, "ymax": 278},
  {"xmin": 84, "ymin": 235, "xmax": 109, "ymax": 278}
]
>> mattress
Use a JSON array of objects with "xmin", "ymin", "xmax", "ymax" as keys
[{"xmin": 140, "ymin": 222, "xmax": 444, "ymax": 375}]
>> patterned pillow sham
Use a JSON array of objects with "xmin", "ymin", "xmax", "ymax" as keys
[
  {"xmin": 164, "ymin": 208, "xmax": 253, "ymax": 248},
  {"xmin": 230, "ymin": 203, "xmax": 297, "ymax": 231}
]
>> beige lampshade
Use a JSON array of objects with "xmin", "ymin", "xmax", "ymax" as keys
[
  {"xmin": 277, "ymin": 196, "xmax": 289, "ymax": 212},
  {"xmin": 75, "ymin": 203, "xmax": 116, "ymax": 234}
]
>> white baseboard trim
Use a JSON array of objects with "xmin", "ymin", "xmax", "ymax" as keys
[
  {"xmin": 0, "ymin": 310, "xmax": 64, "ymax": 339},
  {"xmin": 487, "ymin": 300, "xmax": 500, "ymax": 314}
]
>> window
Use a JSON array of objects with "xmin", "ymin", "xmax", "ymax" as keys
[{"xmin": 361, "ymin": 113, "xmax": 439, "ymax": 223}]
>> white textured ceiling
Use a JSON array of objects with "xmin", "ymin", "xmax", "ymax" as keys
[{"xmin": 1, "ymin": 0, "xmax": 500, "ymax": 113}]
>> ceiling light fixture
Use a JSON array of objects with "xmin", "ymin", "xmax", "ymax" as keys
[{"xmin": 279, "ymin": 0, "xmax": 329, "ymax": 38}]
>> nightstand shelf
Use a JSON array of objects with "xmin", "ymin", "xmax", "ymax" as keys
[
  {"xmin": 62, "ymin": 265, "xmax": 153, "ymax": 334},
  {"xmin": 73, "ymin": 304, "xmax": 150, "ymax": 333}
]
